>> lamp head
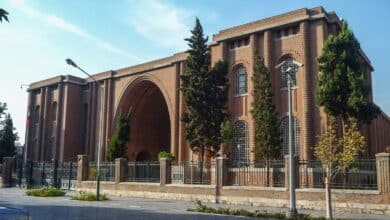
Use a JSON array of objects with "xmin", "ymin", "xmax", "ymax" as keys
[{"xmin": 65, "ymin": 58, "xmax": 77, "ymax": 68}]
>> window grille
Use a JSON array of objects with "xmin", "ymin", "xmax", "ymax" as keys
[
  {"xmin": 280, "ymin": 116, "xmax": 301, "ymax": 157},
  {"xmin": 235, "ymin": 67, "xmax": 247, "ymax": 95},
  {"xmin": 231, "ymin": 120, "xmax": 249, "ymax": 163}
]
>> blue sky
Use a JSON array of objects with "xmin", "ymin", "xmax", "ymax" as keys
[{"xmin": 1, "ymin": 0, "xmax": 390, "ymax": 143}]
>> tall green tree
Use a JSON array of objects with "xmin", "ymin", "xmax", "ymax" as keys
[
  {"xmin": 106, "ymin": 108, "xmax": 133, "ymax": 161},
  {"xmin": 181, "ymin": 18, "xmax": 229, "ymax": 164},
  {"xmin": 0, "ymin": 102, "xmax": 6, "ymax": 118},
  {"xmin": 0, "ymin": 114, "xmax": 18, "ymax": 162},
  {"xmin": 0, "ymin": 9, "xmax": 9, "ymax": 23},
  {"xmin": 315, "ymin": 21, "xmax": 377, "ymax": 220},
  {"xmin": 251, "ymin": 54, "xmax": 281, "ymax": 162},
  {"xmin": 317, "ymin": 22, "xmax": 380, "ymax": 124}
]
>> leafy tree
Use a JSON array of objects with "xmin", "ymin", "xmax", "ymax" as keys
[
  {"xmin": 106, "ymin": 108, "xmax": 133, "ymax": 161},
  {"xmin": 315, "ymin": 21, "xmax": 375, "ymax": 220},
  {"xmin": 221, "ymin": 114, "xmax": 233, "ymax": 144},
  {"xmin": 251, "ymin": 54, "xmax": 281, "ymax": 161},
  {"xmin": 317, "ymin": 22, "xmax": 380, "ymax": 124},
  {"xmin": 0, "ymin": 9, "xmax": 9, "ymax": 23},
  {"xmin": 0, "ymin": 114, "xmax": 18, "ymax": 162},
  {"xmin": 314, "ymin": 116, "xmax": 365, "ymax": 219},
  {"xmin": 0, "ymin": 102, "xmax": 6, "ymax": 118},
  {"xmin": 157, "ymin": 151, "xmax": 176, "ymax": 161},
  {"xmin": 181, "ymin": 18, "xmax": 229, "ymax": 165}
]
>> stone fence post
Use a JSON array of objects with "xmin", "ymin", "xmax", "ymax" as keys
[
  {"xmin": 160, "ymin": 158, "xmax": 172, "ymax": 186},
  {"xmin": 1, "ymin": 157, "xmax": 14, "ymax": 187},
  {"xmin": 376, "ymin": 153, "xmax": 390, "ymax": 194},
  {"xmin": 115, "ymin": 158, "xmax": 127, "ymax": 184},
  {"xmin": 77, "ymin": 155, "xmax": 89, "ymax": 184}
]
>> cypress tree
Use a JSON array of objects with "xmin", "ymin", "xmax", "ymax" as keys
[
  {"xmin": 317, "ymin": 22, "xmax": 380, "ymax": 123},
  {"xmin": 106, "ymin": 108, "xmax": 133, "ymax": 161},
  {"xmin": 251, "ymin": 54, "xmax": 281, "ymax": 162},
  {"xmin": 181, "ymin": 18, "xmax": 229, "ymax": 163},
  {"xmin": 0, "ymin": 114, "xmax": 17, "ymax": 162}
]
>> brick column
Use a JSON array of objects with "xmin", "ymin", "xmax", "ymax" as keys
[
  {"xmin": 376, "ymin": 153, "xmax": 390, "ymax": 194},
  {"xmin": 115, "ymin": 158, "xmax": 127, "ymax": 184},
  {"xmin": 160, "ymin": 158, "xmax": 172, "ymax": 186},
  {"xmin": 77, "ymin": 155, "xmax": 89, "ymax": 184},
  {"xmin": 1, "ymin": 157, "xmax": 14, "ymax": 187}
]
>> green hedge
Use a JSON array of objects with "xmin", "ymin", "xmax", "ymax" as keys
[
  {"xmin": 72, "ymin": 192, "xmax": 108, "ymax": 201},
  {"xmin": 26, "ymin": 187, "xmax": 66, "ymax": 197}
]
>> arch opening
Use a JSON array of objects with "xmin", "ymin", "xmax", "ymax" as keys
[{"xmin": 117, "ymin": 80, "xmax": 170, "ymax": 161}]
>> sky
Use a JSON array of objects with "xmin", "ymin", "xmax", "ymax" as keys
[{"xmin": 1, "ymin": 0, "xmax": 390, "ymax": 143}]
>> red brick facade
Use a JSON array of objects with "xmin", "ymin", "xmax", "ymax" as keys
[{"xmin": 25, "ymin": 7, "xmax": 390, "ymax": 162}]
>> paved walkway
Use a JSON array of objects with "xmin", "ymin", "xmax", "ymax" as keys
[{"xmin": 0, "ymin": 188, "xmax": 388, "ymax": 220}]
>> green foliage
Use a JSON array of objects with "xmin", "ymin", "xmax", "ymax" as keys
[
  {"xmin": 107, "ymin": 108, "xmax": 133, "ymax": 161},
  {"xmin": 0, "ymin": 9, "xmax": 9, "ymax": 23},
  {"xmin": 157, "ymin": 151, "xmax": 176, "ymax": 161},
  {"xmin": 0, "ymin": 114, "xmax": 18, "ymax": 163},
  {"xmin": 72, "ymin": 192, "xmax": 108, "ymax": 201},
  {"xmin": 316, "ymin": 22, "xmax": 380, "ymax": 123},
  {"xmin": 26, "ymin": 187, "xmax": 66, "ymax": 197},
  {"xmin": 221, "ymin": 114, "xmax": 233, "ymax": 143},
  {"xmin": 251, "ymin": 54, "xmax": 281, "ymax": 161},
  {"xmin": 0, "ymin": 102, "xmax": 7, "ymax": 118},
  {"xmin": 189, "ymin": 200, "xmax": 348, "ymax": 220},
  {"xmin": 180, "ymin": 18, "xmax": 229, "ymax": 161}
]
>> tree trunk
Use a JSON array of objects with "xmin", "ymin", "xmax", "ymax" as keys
[
  {"xmin": 325, "ymin": 167, "xmax": 333, "ymax": 220},
  {"xmin": 266, "ymin": 159, "xmax": 270, "ymax": 187},
  {"xmin": 200, "ymin": 147, "xmax": 205, "ymax": 184}
]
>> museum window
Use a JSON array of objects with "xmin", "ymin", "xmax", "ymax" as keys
[
  {"xmin": 231, "ymin": 120, "xmax": 249, "ymax": 164},
  {"xmin": 235, "ymin": 66, "xmax": 248, "ymax": 95},
  {"xmin": 280, "ymin": 58, "xmax": 298, "ymax": 89},
  {"xmin": 279, "ymin": 116, "xmax": 301, "ymax": 157}
]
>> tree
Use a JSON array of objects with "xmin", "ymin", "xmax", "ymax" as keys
[
  {"xmin": 317, "ymin": 22, "xmax": 380, "ymax": 124},
  {"xmin": 0, "ymin": 114, "xmax": 18, "ymax": 162},
  {"xmin": 180, "ymin": 18, "xmax": 229, "ymax": 165},
  {"xmin": 106, "ymin": 108, "xmax": 133, "ymax": 161},
  {"xmin": 221, "ymin": 114, "xmax": 233, "ymax": 144},
  {"xmin": 0, "ymin": 8, "xmax": 9, "ymax": 23},
  {"xmin": 250, "ymin": 54, "xmax": 281, "ymax": 186},
  {"xmin": 315, "ymin": 21, "xmax": 376, "ymax": 220},
  {"xmin": 314, "ymin": 116, "xmax": 365, "ymax": 219},
  {"xmin": 251, "ymin": 54, "xmax": 281, "ymax": 161},
  {"xmin": 0, "ymin": 102, "xmax": 6, "ymax": 118}
]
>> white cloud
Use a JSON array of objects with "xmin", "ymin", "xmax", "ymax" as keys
[
  {"xmin": 10, "ymin": 0, "xmax": 143, "ymax": 62},
  {"xmin": 128, "ymin": 0, "xmax": 193, "ymax": 50}
]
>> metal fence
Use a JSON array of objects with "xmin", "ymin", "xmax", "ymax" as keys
[
  {"xmin": 226, "ymin": 160, "xmax": 285, "ymax": 187},
  {"xmin": 88, "ymin": 162, "xmax": 115, "ymax": 181},
  {"xmin": 57, "ymin": 162, "xmax": 78, "ymax": 190},
  {"xmin": 171, "ymin": 161, "xmax": 212, "ymax": 185},
  {"xmin": 298, "ymin": 159, "xmax": 378, "ymax": 190},
  {"xmin": 126, "ymin": 161, "xmax": 160, "ymax": 183}
]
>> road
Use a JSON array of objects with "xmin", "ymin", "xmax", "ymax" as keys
[{"xmin": 0, "ymin": 188, "xmax": 388, "ymax": 220}]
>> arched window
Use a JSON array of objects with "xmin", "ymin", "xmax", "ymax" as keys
[
  {"xmin": 279, "ymin": 116, "xmax": 301, "ymax": 157},
  {"xmin": 280, "ymin": 58, "xmax": 298, "ymax": 88},
  {"xmin": 235, "ymin": 66, "xmax": 247, "ymax": 95},
  {"xmin": 231, "ymin": 120, "xmax": 249, "ymax": 164}
]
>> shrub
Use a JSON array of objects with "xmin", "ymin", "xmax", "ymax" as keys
[
  {"xmin": 26, "ymin": 187, "xmax": 66, "ymax": 197},
  {"xmin": 157, "ymin": 151, "xmax": 175, "ymax": 161},
  {"xmin": 72, "ymin": 192, "xmax": 108, "ymax": 201}
]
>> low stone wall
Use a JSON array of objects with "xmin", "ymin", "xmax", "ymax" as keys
[{"xmin": 78, "ymin": 181, "xmax": 390, "ymax": 215}]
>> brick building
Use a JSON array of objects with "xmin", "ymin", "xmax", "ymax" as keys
[{"xmin": 25, "ymin": 7, "xmax": 390, "ymax": 163}]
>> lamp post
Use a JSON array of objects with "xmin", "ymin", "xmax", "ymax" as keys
[
  {"xmin": 276, "ymin": 59, "xmax": 303, "ymax": 217},
  {"xmin": 65, "ymin": 58, "xmax": 104, "ymax": 200}
]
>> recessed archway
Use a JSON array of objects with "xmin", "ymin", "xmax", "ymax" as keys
[{"xmin": 116, "ymin": 80, "xmax": 171, "ymax": 161}]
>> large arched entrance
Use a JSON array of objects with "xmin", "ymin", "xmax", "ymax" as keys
[{"xmin": 117, "ymin": 80, "xmax": 171, "ymax": 161}]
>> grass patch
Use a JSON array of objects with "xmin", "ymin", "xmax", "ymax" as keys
[
  {"xmin": 26, "ymin": 187, "xmax": 66, "ymax": 197},
  {"xmin": 71, "ymin": 192, "xmax": 108, "ymax": 201},
  {"xmin": 188, "ymin": 200, "xmax": 349, "ymax": 220}
]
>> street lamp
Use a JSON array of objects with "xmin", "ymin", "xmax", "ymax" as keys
[
  {"xmin": 66, "ymin": 58, "xmax": 104, "ymax": 200},
  {"xmin": 276, "ymin": 59, "xmax": 303, "ymax": 217}
]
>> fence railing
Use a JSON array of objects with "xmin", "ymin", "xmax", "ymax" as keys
[
  {"xmin": 226, "ymin": 160, "xmax": 285, "ymax": 187},
  {"xmin": 171, "ymin": 161, "xmax": 212, "ymax": 185},
  {"xmin": 88, "ymin": 162, "xmax": 115, "ymax": 181},
  {"xmin": 126, "ymin": 161, "xmax": 160, "ymax": 183},
  {"xmin": 298, "ymin": 159, "xmax": 377, "ymax": 190}
]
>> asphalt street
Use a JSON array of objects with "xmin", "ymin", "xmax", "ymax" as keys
[{"xmin": 0, "ymin": 188, "xmax": 388, "ymax": 220}]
